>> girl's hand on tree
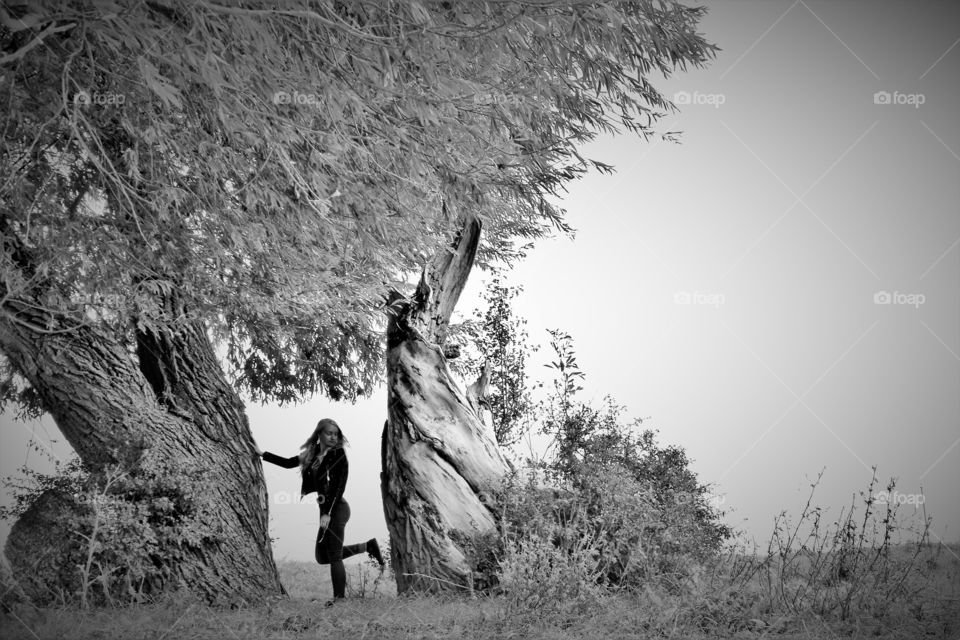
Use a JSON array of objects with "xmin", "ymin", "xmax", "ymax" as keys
[
  {"xmin": 319, "ymin": 514, "xmax": 331, "ymax": 529},
  {"xmin": 253, "ymin": 444, "xmax": 263, "ymax": 457}
]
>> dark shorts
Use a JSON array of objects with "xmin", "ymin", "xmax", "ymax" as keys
[{"xmin": 315, "ymin": 499, "xmax": 350, "ymax": 564}]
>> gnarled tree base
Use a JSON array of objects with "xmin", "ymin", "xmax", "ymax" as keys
[{"xmin": 381, "ymin": 216, "xmax": 510, "ymax": 593}]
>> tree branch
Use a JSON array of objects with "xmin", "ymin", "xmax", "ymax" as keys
[
  {"xmin": 466, "ymin": 362, "xmax": 491, "ymax": 414},
  {"xmin": 0, "ymin": 21, "xmax": 76, "ymax": 67},
  {"xmin": 409, "ymin": 213, "xmax": 482, "ymax": 344}
]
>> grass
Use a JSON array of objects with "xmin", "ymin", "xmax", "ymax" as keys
[
  {"xmin": 2, "ymin": 471, "xmax": 959, "ymax": 640},
  {"xmin": 1, "ymin": 542, "xmax": 957, "ymax": 640}
]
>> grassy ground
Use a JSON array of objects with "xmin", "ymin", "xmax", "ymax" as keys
[{"xmin": 2, "ymin": 543, "xmax": 958, "ymax": 640}]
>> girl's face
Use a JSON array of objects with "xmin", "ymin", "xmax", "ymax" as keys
[{"xmin": 318, "ymin": 424, "xmax": 341, "ymax": 449}]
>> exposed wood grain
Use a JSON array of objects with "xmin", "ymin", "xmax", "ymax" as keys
[{"xmin": 382, "ymin": 214, "xmax": 510, "ymax": 593}]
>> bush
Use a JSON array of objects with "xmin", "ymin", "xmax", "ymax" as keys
[
  {"xmin": 462, "ymin": 468, "xmax": 957, "ymax": 637},
  {"xmin": 458, "ymin": 462, "xmax": 721, "ymax": 613},
  {"xmin": 538, "ymin": 330, "xmax": 731, "ymax": 558},
  {"xmin": 452, "ymin": 275, "xmax": 537, "ymax": 448},
  {"xmin": 2, "ymin": 453, "xmax": 222, "ymax": 607},
  {"xmin": 455, "ymin": 326, "xmax": 732, "ymax": 610},
  {"xmin": 458, "ymin": 472, "xmax": 606, "ymax": 619}
]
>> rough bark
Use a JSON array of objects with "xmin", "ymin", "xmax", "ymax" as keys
[
  {"xmin": 382, "ymin": 216, "xmax": 511, "ymax": 593},
  {"xmin": 0, "ymin": 302, "xmax": 284, "ymax": 604}
]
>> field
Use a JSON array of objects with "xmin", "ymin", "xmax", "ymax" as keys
[{"xmin": 2, "ymin": 542, "xmax": 958, "ymax": 640}]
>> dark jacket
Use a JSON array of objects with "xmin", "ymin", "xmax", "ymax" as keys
[{"xmin": 261, "ymin": 446, "xmax": 348, "ymax": 516}]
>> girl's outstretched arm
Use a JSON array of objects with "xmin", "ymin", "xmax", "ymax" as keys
[{"xmin": 261, "ymin": 451, "xmax": 300, "ymax": 469}]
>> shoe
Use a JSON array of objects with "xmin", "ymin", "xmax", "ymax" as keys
[
  {"xmin": 367, "ymin": 538, "xmax": 385, "ymax": 566},
  {"xmin": 324, "ymin": 597, "xmax": 343, "ymax": 607}
]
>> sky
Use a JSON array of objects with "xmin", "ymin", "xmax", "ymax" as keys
[{"xmin": 2, "ymin": 0, "xmax": 958, "ymax": 566}]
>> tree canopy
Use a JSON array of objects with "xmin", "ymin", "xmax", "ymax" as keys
[{"xmin": 1, "ymin": 0, "xmax": 716, "ymax": 404}]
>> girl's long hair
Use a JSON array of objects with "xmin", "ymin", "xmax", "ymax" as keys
[{"xmin": 299, "ymin": 418, "xmax": 347, "ymax": 472}]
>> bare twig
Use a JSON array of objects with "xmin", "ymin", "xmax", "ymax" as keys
[{"xmin": 0, "ymin": 21, "xmax": 77, "ymax": 67}]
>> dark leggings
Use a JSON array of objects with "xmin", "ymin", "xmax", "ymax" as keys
[{"xmin": 315, "ymin": 500, "xmax": 367, "ymax": 598}]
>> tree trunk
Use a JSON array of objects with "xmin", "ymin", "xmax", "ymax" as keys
[
  {"xmin": 382, "ymin": 216, "xmax": 511, "ymax": 593},
  {"xmin": 0, "ymin": 303, "xmax": 284, "ymax": 604}
]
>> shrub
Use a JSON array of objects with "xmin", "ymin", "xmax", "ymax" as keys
[
  {"xmin": 455, "ymin": 327, "xmax": 732, "ymax": 608},
  {"xmin": 2, "ymin": 453, "xmax": 222, "ymax": 607},
  {"xmin": 458, "ymin": 462, "xmax": 719, "ymax": 614},
  {"xmin": 538, "ymin": 330, "xmax": 731, "ymax": 559},
  {"xmin": 473, "ymin": 471, "xmax": 606, "ymax": 619},
  {"xmin": 452, "ymin": 275, "xmax": 537, "ymax": 448}
]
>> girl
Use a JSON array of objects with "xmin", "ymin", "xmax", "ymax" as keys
[{"xmin": 257, "ymin": 418, "xmax": 384, "ymax": 605}]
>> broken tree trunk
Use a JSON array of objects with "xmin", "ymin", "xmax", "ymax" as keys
[{"xmin": 381, "ymin": 215, "xmax": 511, "ymax": 593}]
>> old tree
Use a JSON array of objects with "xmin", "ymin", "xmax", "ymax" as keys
[{"xmin": 0, "ymin": 1, "xmax": 715, "ymax": 600}]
